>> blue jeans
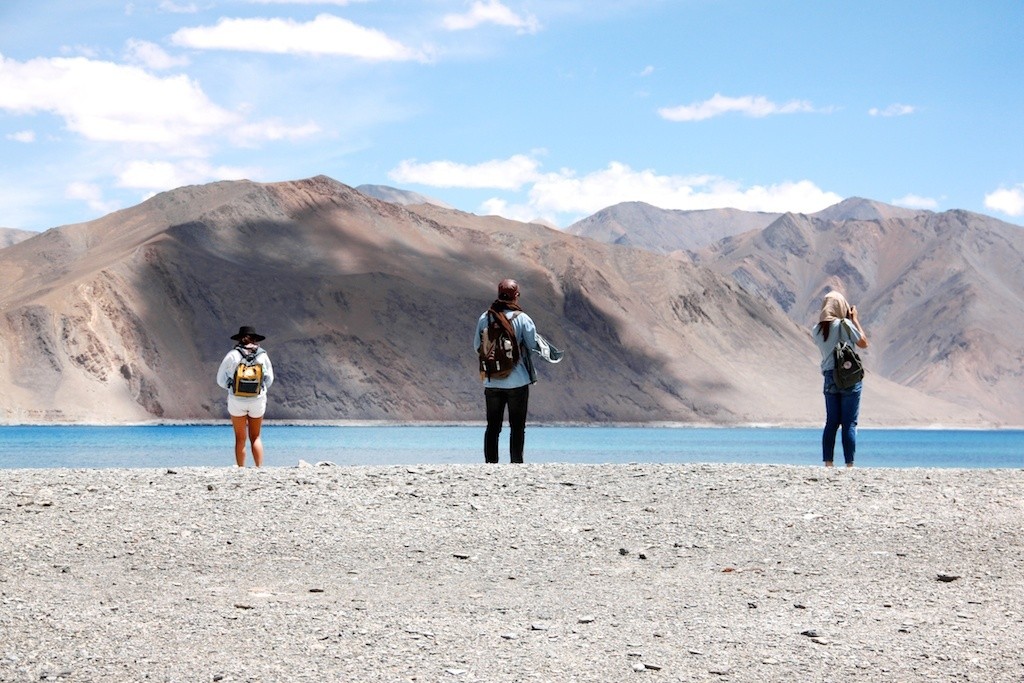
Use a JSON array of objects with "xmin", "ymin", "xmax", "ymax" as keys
[
  {"xmin": 484, "ymin": 385, "xmax": 529, "ymax": 463},
  {"xmin": 822, "ymin": 371, "xmax": 861, "ymax": 465}
]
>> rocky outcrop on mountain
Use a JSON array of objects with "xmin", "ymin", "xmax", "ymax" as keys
[
  {"xmin": 566, "ymin": 202, "xmax": 780, "ymax": 255},
  {"xmin": 0, "ymin": 176, "xmax": 986, "ymax": 425}
]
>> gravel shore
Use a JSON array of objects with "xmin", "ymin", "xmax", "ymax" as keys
[{"xmin": 1, "ymin": 463, "xmax": 1021, "ymax": 682}]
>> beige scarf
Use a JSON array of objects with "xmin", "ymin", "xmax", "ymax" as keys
[{"xmin": 818, "ymin": 290, "xmax": 851, "ymax": 324}]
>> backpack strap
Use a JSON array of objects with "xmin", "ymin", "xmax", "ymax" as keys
[
  {"xmin": 838, "ymin": 319, "xmax": 856, "ymax": 345},
  {"xmin": 486, "ymin": 309, "xmax": 520, "ymax": 325},
  {"xmin": 484, "ymin": 310, "xmax": 521, "ymax": 350},
  {"xmin": 235, "ymin": 345, "xmax": 265, "ymax": 363}
]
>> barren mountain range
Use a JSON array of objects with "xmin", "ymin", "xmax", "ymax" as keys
[
  {"xmin": 573, "ymin": 197, "xmax": 1024, "ymax": 425},
  {"xmin": 0, "ymin": 176, "xmax": 1017, "ymax": 426}
]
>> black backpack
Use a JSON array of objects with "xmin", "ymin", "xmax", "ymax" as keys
[
  {"xmin": 479, "ymin": 311, "xmax": 521, "ymax": 379},
  {"xmin": 832, "ymin": 322, "xmax": 864, "ymax": 389}
]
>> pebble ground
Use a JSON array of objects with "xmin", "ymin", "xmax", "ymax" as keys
[{"xmin": 1, "ymin": 462, "xmax": 1021, "ymax": 682}]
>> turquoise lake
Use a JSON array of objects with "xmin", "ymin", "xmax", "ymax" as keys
[{"xmin": 0, "ymin": 425, "xmax": 1020, "ymax": 469}]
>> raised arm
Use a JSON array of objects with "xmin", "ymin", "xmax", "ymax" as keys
[{"xmin": 850, "ymin": 306, "xmax": 869, "ymax": 349}]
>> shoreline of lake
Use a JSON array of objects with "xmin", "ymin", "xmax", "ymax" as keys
[
  {"xmin": 2, "ymin": 424, "xmax": 1021, "ymax": 470},
  {"xmin": 2, "ymin": 418, "xmax": 1020, "ymax": 430}
]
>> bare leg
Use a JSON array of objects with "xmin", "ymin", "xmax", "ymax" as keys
[
  {"xmin": 231, "ymin": 415, "xmax": 248, "ymax": 467},
  {"xmin": 824, "ymin": 461, "xmax": 834, "ymax": 468},
  {"xmin": 248, "ymin": 416, "xmax": 264, "ymax": 468}
]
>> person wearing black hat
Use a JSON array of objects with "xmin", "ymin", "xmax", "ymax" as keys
[
  {"xmin": 216, "ymin": 326, "xmax": 275, "ymax": 467},
  {"xmin": 474, "ymin": 279, "xmax": 563, "ymax": 463}
]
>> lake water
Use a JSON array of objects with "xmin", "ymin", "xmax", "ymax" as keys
[{"xmin": 0, "ymin": 424, "xmax": 1020, "ymax": 470}]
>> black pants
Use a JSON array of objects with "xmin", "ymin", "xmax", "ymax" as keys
[{"xmin": 484, "ymin": 385, "xmax": 529, "ymax": 463}]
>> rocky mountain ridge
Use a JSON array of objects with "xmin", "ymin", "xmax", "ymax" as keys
[
  {"xmin": 571, "ymin": 197, "xmax": 1024, "ymax": 423},
  {"xmin": 567, "ymin": 202, "xmax": 781, "ymax": 255},
  {"xmin": 0, "ymin": 178, "xmax": 1014, "ymax": 426}
]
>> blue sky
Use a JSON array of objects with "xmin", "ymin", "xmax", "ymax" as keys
[{"xmin": 1, "ymin": 0, "xmax": 1022, "ymax": 232}]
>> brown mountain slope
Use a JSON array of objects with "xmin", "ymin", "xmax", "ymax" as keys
[
  {"xmin": 694, "ymin": 206, "xmax": 1024, "ymax": 423},
  {"xmin": 0, "ymin": 177, "xmax": 990, "ymax": 426},
  {"xmin": 566, "ymin": 201, "xmax": 781, "ymax": 255}
]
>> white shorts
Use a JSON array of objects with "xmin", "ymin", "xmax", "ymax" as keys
[{"xmin": 228, "ymin": 393, "xmax": 267, "ymax": 418}]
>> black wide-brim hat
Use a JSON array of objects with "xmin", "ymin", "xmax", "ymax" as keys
[{"xmin": 230, "ymin": 325, "xmax": 266, "ymax": 342}]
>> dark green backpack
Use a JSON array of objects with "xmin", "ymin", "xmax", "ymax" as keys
[{"xmin": 832, "ymin": 322, "xmax": 864, "ymax": 389}]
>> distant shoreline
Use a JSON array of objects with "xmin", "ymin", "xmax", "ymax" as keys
[{"xmin": 1, "ymin": 419, "xmax": 1020, "ymax": 430}]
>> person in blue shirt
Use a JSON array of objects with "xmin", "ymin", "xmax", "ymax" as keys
[
  {"xmin": 812, "ymin": 291, "xmax": 869, "ymax": 468},
  {"xmin": 474, "ymin": 279, "xmax": 562, "ymax": 463}
]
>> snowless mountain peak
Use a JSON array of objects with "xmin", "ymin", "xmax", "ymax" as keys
[{"xmin": 812, "ymin": 197, "xmax": 930, "ymax": 223}]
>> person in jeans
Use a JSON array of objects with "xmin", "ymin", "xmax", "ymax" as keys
[
  {"xmin": 474, "ymin": 278, "xmax": 561, "ymax": 463},
  {"xmin": 812, "ymin": 291, "xmax": 869, "ymax": 467}
]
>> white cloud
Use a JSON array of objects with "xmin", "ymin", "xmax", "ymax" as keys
[
  {"xmin": 0, "ymin": 54, "xmax": 317, "ymax": 150},
  {"xmin": 117, "ymin": 159, "xmax": 257, "ymax": 191},
  {"xmin": 869, "ymin": 103, "xmax": 916, "ymax": 117},
  {"xmin": 171, "ymin": 14, "xmax": 427, "ymax": 61},
  {"xmin": 392, "ymin": 156, "xmax": 842, "ymax": 223},
  {"xmin": 443, "ymin": 0, "xmax": 541, "ymax": 34},
  {"xmin": 658, "ymin": 93, "xmax": 821, "ymax": 122},
  {"xmin": 65, "ymin": 181, "xmax": 121, "ymax": 214},
  {"xmin": 6, "ymin": 130, "xmax": 35, "ymax": 143},
  {"xmin": 59, "ymin": 44, "xmax": 100, "ymax": 59},
  {"xmin": 124, "ymin": 39, "xmax": 190, "ymax": 70},
  {"xmin": 159, "ymin": 1, "xmax": 200, "ymax": 12},
  {"xmin": 892, "ymin": 194, "xmax": 937, "ymax": 210},
  {"xmin": 984, "ymin": 185, "xmax": 1024, "ymax": 217},
  {"xmin": 0, "ymin": 54, "xmax": 238, "ymax": 146},
  {"xmin": 389, "ymin": 154, "xmax": 542, "ymax": 190},
  {"xmin": 231, "ymin": 119, "xmax": 322, "ymax": 146},
  {"xmin": 526, "ymin": 162, "xmax": 841, "ymax": 215},
  {"xmin": 638, "ymin": 65, "xmax": 654, "ymax": 77},
  {"xmin": 479, "ymin": 197, "xmax": 538, "ymax": 222}
]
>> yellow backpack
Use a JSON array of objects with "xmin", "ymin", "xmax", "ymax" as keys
[{"xmin": 232, "ymin": 348, "xmax": 265, "ymax": 397}]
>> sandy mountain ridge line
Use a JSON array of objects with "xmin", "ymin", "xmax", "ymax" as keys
[{"xmin": 0, "ymin": 175, "xmax": 1018, "ymax": 426}]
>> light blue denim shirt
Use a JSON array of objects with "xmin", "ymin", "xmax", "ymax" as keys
[
  {"xmin": 812, "ymin": 320, "xmax": 861, "ymax": 372},
  {"xmin": 474, "ymin": 309, "xmax": 538, "ymax": 389}
]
